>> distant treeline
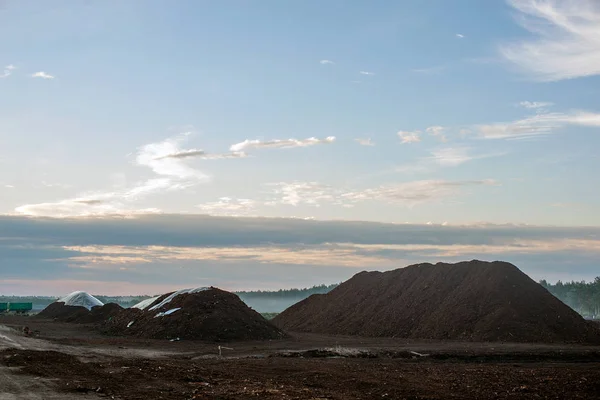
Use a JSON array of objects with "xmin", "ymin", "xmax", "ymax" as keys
[
  {"xmin": 4, "ymin": 280, "xmax": 600, "ymax": 317},
  {"xmin": 236, "ymin": 284, "xmax": 339, "ymax": 313},
  {"xmin": 540, "ymin": 277, "xmax": 600, "ymax": 319},
  {"xmin": 0, "ymin": 284, "xmax": 339, "ymax": 313},
  {"xmin": 236, "ymin": 284, "xmax": 338, "ymax": 299}
]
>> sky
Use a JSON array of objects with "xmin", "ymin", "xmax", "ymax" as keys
[{"xmin": 1, "ymin": 0, "xmax": 599, "ymax": 295}]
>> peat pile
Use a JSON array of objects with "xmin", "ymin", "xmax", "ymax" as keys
[
  {"xmin": 37, "ymin": 291, "xmax": 123, "ymax": 323},
  {"xmin": 103, "ymin": 287, "xmax": 286, "ymax": 342},
  {"xmin": 273, "ymin": 260, "xmax": 600, "ymax": 344}
]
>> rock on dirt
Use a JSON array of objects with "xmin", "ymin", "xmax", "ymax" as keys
[
  {"xmin": 273, "ymin": 260, "xmax": 600, "ymax": 343},
  {"xmin": 102, "ymin": 287, "xmax": 286, "ymax": 342}
]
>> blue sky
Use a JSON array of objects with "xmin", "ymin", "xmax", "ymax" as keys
[{"xmin": 1, "ymin": 1, "xmax": 599, "ymax": 294}]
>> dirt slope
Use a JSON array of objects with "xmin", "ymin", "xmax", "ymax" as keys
[
  {"xmin": 103, "ymin": 287, "xmax": 286, "ymax": 342},
  {"xmin": 273, "ymin": 260, "xmax": 600, "ymax": 343},
  {"xmin": 37, "ymin": 303, "xmax": 123, "ymax": 324}
]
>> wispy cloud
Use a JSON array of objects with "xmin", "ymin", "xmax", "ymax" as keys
[
  {"xmin": 359, "ymin": 71, "xmax": 375, "ymax": 76},
  {"xmin": 518, "ymin": 101, "xmax": 554, "ymax": 110},
  {"xmin": 154, "ymin": 149, "xmax": 247, "ymax": 160},
  {"xmin": 354, "ymin": 138, "xmax": 375, "ymax": 146},
  {"xmin": 476, "ymin": 111, "xmax": 600, "ymax": 140},
  {"xmin": 429, "ymin": 147, "xmax": 474, "ymax": 167},
  {"xmin": 320, "ymin": 60, "xmax": 335, "ymax": 65},
  {"xmin": 0, "ymin": 64, "xmax": 15, "ymax": 78},
  {"xmin": 265, "ymin": 178, "xmax": 497, "ymax": 209},
  {"xmin": 267, "ymin": 182, "xmax": 336, "ymax": 207},
  {"xmin": 502, "ymin": 0, "xmax": 600, "ymax": 81},
  {"xmin": 230, "ymin": 136, "xmax": 335, "ymax": 152},
  {"xmin": 31, "ymin": 71, "xmax": 55, "ymax": 79},
  {"xmin": 397, "ymin": 130, "xmax": 421, "ymax": 144},
  {"xmin": 412, "ymin": 66, "xmax": 445, "ymax": 74},
  {"xmin": 3, "ymin": 215, "xmax": 600, "ymax": 294},
  {"xmin": 135, "ymin": 134, "xmax": 210, "ymax": 181},
  {"xmin": 341, "ymin": 179, "xmax": 497, "ymax": 207},
  {"xmin": 456, "ymin": 33, "xmax": 465, "ymax": 38},
  {"xmin": 429, "ymin": 147, "xmax": 504, "ymax": 166},
  {"xmin": 197, "ymin": 197, "xmax": 257, "ymax": 216},
  {"xmin": 16, "ymin": 133, "xmax": 210, "ymax": 217},
  {"xmin": 426, "ymin": 126, "xmax": 448, "ymax": 142},
  {"xmin": 393, "ymin": 146, "xmax": 504, "ymax": 175}
]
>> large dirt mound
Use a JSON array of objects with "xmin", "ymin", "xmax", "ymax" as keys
[
  {"xmin": 38, "ymin": 302, "xmax": 123, "ymax": 324},
  {"xmin": 273, "ymin": 260, "xmax": 600, "ymax": 344},
  {"xmin": 103, "ymin": 287, "xmax": 286, "ymax": 342}
]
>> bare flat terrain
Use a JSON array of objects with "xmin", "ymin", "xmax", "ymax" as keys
[{"xmin": 1, "ymin": 315, "xmax": 600, "ymax": 399}]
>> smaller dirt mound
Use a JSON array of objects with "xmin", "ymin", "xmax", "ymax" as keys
[
  {"xmin": 37, "ymin": 302, "xmax": 89, "ymax": 322},
  {"xmin": 103, "ymin": 287, "xmax": 286, "ymax": 342},
  {"xmin": 38, "ymin": 302, "xmax": 123, "ymax": 324}
]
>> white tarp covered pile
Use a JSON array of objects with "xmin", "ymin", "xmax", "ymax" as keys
[
  {"xmin": 58, "ymin": 291, "xmax": 104, "ymax": 310},
  {"xmin": 131, "ymin": 287, "xmax": 209, "ymax": 311}
]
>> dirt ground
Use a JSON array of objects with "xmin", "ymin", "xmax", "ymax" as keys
[{"xmin": 1, "ymin": 315, "xmax": 600, "ymax": 400}]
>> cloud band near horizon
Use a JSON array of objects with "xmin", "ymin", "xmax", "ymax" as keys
[{"xmin": 1, "ymin": 214, "xmax": 598, "ymax": 296}]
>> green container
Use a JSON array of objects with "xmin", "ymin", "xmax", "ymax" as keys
[
  {"xmin": 0, "ymin": 303, "xmax": 7, "ymax": 312},
  {"xmin": 7, "ymin": 303, "xmax": 33, "ymax": 312}
]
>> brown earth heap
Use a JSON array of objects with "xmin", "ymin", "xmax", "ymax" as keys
[
  {"xmin": 37, "ymin": 302, "xmax": 123, "ymax": 324},
  {"xmin": 273, "ymin": 260, "xmax": 600, "ymax": 344},
  {"xmin": 103, "ymin": 287, "xmax": 286, "ymax": 342}
]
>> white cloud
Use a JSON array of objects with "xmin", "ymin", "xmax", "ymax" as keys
[
  {"xmin": 394, "ymin": 147, "xmax": 504, "ymax": 174},
  {"xmin": 154, "ymin": 149, "xmax": 205, "ymax": 159},
  {"xmin": 264, "ymin": 178, "xmax": 498, "ymax": 209},
  {"xmin": 456, "ymin": 33, "xmax": 465, "ymax": 38},
  {"xmin": 359, "ymin": 71, "xmax": 375, "ymax": 76},
  {"xmin": 426, "ymin": 126, "xmax": 448, "ymax": 142},
  {"xmin": 16, "ymin": 133, "xmax": 210, "ymax": 217},
  {"xmin": 230, "ymin": 136, "xmax": 335, "ymax": 152},
  {"xmin": 320, "ymin": 60, "xmax": 335, "ymax": 65},
  {"xmin": 155, "ymin": 149, "xmax": 247, "ymax": 160},
  {"xmin": 426, "ymin": 126, "xmax": 445, "ymax": 136},
  {"xmin": 501, "ymin": 0, "xmax": 600, "ymax": 81},
  {"xmin": 0, "ymin": 64, "xmax": 15, "ymax": 78},
  {"xmin": 429, "ymin": 147, "xmax": 474, "ymax": 166},
  {"xmin": 429, "ymin": 147, "xmax": 503, "ymax": 167},
  {"xmin": 518, "ymin": 101, "xmax": 554, "ymax": 110},
  {"xmin": 199, "ymin": 152, "xmax": 248, "ymax": 160},
  {"xmin": 4, "ymin": 185, "xmax": 15, "ymax": 189},
  {"xmin": 397, "ymin": 130, "xmax": 421, "ymax": 144},
  {"xmin": 136, "ymin": 135, "xmax": 210, "ymax": 181},
  {"xmin": 476, "ymin": 111, "xmax": 600, "ymax": 140},
  {"xmin": 354, "ymin": 138, "xmax": 375, "ymax": 146},
  {"xmin": 267, "ymin": 182, "xmax": 336, "ymax": 207},
  {"xmin": 31, "ymin": 71, "xmax": 55, "ymax": 79},
  {"xmin": 197, "ymin": 197, "xmax": 256, "ymax": 216},
  {"xmin": 341, "ymin": 179, "xmax": 497, "ymax": 207}
]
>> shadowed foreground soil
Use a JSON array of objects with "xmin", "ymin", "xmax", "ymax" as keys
[
  {"xmin": 2, "ymin": 348, "xmax": 600, "ymax": 399},
  {"xmin": 2, "ymin": 316, "xmax": 600, "ymax": 399}
]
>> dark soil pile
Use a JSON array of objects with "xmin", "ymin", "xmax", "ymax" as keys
[
  {"xmin": 103, "ymin": 287, "xmax": 286, "ymax": 342},
  {"xmin": 37, "ymin": 302, "xmax": 123, "ymax": 324},
  {"xmin": 273, "ymin": 260, "xmax": 600, "ymax": 344}
]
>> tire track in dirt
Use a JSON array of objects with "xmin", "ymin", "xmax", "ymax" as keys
[{"xmin": 0, "ymin": 325, "xmax": 102, "ymax": 400}]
